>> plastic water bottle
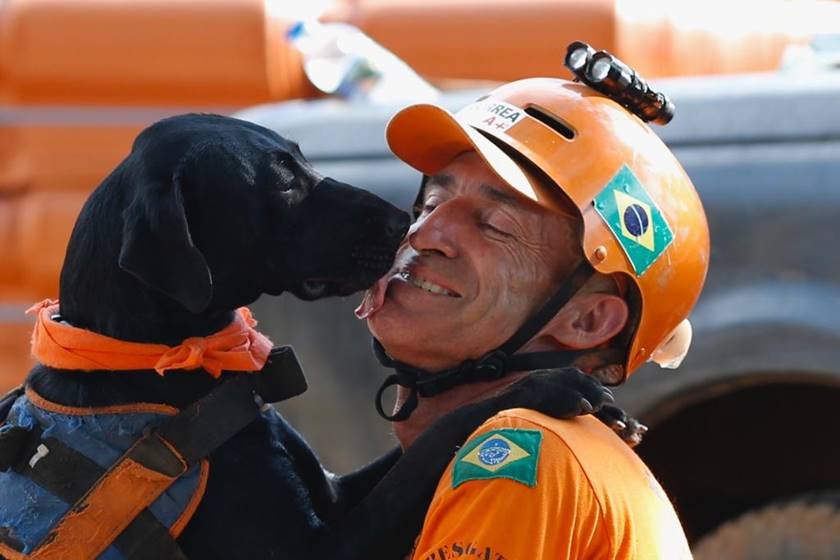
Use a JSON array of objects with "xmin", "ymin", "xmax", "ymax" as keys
[{"xmin": 287, "ymin": 20, "xmax": 439, "ymax": 104}]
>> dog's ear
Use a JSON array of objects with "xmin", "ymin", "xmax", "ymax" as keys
[{"xmin": 118, "ymin": 165, "xmax": 212, "ymax": 314}]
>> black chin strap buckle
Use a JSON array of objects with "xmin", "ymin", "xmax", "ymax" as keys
[
  {"xmin": 374, "ymin": 349, "xmax": 513, "ymax": 423},
  {"xmin": 372, "ymin": 338, "xmax": 427, "ymax": 422},
  {"xmin": 470, "ymin": 350, "xmax": 508, "ymax": 381},
  {"xmin": 375, "ymin": 373, "xmax": 419, "ymax": 422}
]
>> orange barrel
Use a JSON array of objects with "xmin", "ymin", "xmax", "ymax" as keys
[
  {"xmin": 0, "ymin": 0, "xmax": 316, "ymax": 106},
  {"xmin": 332, "ymin": 0, "xmax": 813, "ymax": 81},
  {"xmin": 332, "ymin": 0, "xmax": 617, "ymax": 81},
  {"xmin": 0, "ymin": 117, "xmax": 153, "ymax": 300},
  {"xmin": 0, "ymin": 320, "xmax": 33, "ymax": 393}
]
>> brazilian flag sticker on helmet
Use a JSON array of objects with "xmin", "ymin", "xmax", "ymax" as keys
[{"xmin": 593, "ymin": 165, "xmax": 674, "ymax": 276}]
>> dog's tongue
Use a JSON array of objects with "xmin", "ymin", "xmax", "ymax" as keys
[{"xmin": 355, "ymin": 275, "xmax": 389, "ymax": 319}]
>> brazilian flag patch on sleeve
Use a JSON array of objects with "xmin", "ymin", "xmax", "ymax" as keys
[{"xmin": 452, "ymin": 429, "xmax": 542, "ymax": 489}]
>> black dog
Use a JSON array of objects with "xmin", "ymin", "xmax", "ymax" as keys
[{"xmin": 0, "ymin": 114, "xmax": 617, "ymax": 559}]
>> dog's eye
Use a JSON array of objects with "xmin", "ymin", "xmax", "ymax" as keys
[
  {"xmin": 276, "ymin": 166, "xmax": 295, "ymax": 188},
  {"xmin": 271, "ymin": 157, "xmax": 297, "ymax": 190}
]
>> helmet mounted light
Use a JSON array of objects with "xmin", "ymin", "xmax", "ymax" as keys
[
  {"xmin": 564, "ymin": 41, "xmax": 595, "ymax": 73},
  {"xmin": 564, "ymin": 41, "xmax": 675, "ymax": 125}
]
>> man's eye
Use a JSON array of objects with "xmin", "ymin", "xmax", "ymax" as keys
[
  {"xmin": 481, "ymin": 221, "xmax": 512, "ymax": 237},
  {"xmin": 480, "ymin": 210, "xmax": 518, "ymax": 236},
  {"xmin": 418, "ymin": 198, "xmax": 442, "ymax": 215}
]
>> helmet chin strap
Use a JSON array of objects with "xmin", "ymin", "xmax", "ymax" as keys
[{"xmin": 373, "ymin": 261, "xmax": 619, "ymax": 422}]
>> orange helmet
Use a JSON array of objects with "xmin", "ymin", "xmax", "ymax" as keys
[{"xmin": 386, "ymin": 77, "xmax": 710, "ymax": 379}]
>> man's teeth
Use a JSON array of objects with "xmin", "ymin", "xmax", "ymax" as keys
[{"xmin": 400, "ymin": 271, "xmax": 455, "ymax": 296}]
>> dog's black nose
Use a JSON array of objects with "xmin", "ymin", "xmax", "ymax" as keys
[{"xmin": 385, "ymin": 212, "xmax": 411, "ymax": 240}]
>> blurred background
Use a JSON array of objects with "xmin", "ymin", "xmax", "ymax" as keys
[{"xmin": 2, "ymin": 0, "xmax": 840, "ymax": 556}]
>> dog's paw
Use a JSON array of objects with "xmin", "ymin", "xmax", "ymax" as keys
[
  {"xmin": 594, "ymin": 404, "xmax": 648, "ymax": 447},
  {"xmin": 507, "ymin": 368, "xmax": 614, "ymax": 420}
]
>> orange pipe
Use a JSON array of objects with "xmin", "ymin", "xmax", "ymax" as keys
[
  {"xmin": 332, "ymin": 0, "xmax": 811, "ymax": 81},
  {"xmin": 0, "ymin": 0, "xmax": 316, "ymax": 106}
]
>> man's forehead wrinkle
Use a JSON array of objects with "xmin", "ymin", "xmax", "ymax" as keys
[
  {"xmin": 426, "ymin": 170, "xmax": 539, "ymax": 219},
  {"xmin": 426, "ymin": 174, "xmax": 524, "ymax": 207},
  {"xmin": 478, "ymin": 183, "xmax": 525, "ymax": 209},
  {"xmin": 426, "ymin": 173, "xmax": 455, "ymax": 190}
]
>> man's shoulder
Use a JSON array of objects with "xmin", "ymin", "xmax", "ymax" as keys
[
  {"xmin": 428, "ymin": 410, "xmax": 691, "ymax": 560},
  {"xmin": 477, "ymin": 407, "xmax": 620, "ymax": 452},
  {"xmin": 417, "ymin": 418, "xmax": 616, "ymax": 560},
  {"xmin": 474, "ymin": 408, "xmax": 678, "ymax": 511},
  {"xmin": 462, "ymin": 408, "xmax": 652, "ymax": 490},
  {"xmin": 449, "ymin": 415, "xmax": 547, "ymax": 490},
  {"xmin": 447, "ymin": 408, "xmax": 609, "ymax": 491}
]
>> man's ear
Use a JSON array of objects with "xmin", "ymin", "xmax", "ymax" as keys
[
  {"xmin": 537, "ymin": 293, "xmax": 629, "ymax": 350},
  {"xmin": 118, "ymin": 166, "xmax": 213, "ymax": 314}
]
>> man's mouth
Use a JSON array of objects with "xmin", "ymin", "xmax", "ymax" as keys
[
  {"xmin": 399, "ymin": 270, "xmax": 460, "ymax": 297},
  {"xmin": 354, "ymin": 264, "xmax": 460, "ymax": 320}
]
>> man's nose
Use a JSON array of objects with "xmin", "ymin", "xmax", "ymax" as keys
[{"xmin": 407, "ymin": 201, "xmax": 463, "ymax": 258}]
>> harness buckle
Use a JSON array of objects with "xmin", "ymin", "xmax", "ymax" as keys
[
  {"xmin": 127, "ymin": 430, "xmax": 188, "ymax": 478},
  {"xmin": 255, "ymin": 346, "xmax": 308, "ymax": 404},
  {"xmin": 28, "ymin": 443, "xmax": 50, "ymax": 468}
]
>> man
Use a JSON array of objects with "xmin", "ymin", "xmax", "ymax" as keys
[{"xmin": 357, "ymin": 77, "xmax": 709, "ymax": 559}]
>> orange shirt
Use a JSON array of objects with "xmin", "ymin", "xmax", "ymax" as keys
[{"xmin": 411, "ymin": 408, "xmax": 692, "ymax": 560}]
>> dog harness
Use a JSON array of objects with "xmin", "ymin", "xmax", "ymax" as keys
[
  {"xmin": 0, "ymin": 306, "xmax": 307, "ymax": 560},
  {"xmin": 0, "ymin": 388, "xmax": 209, "ymax": 560}
]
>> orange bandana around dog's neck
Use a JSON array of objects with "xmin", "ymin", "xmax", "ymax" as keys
[{"xmin": 27, "ymin": 300, "xmax": 273, "ymax": 378}]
